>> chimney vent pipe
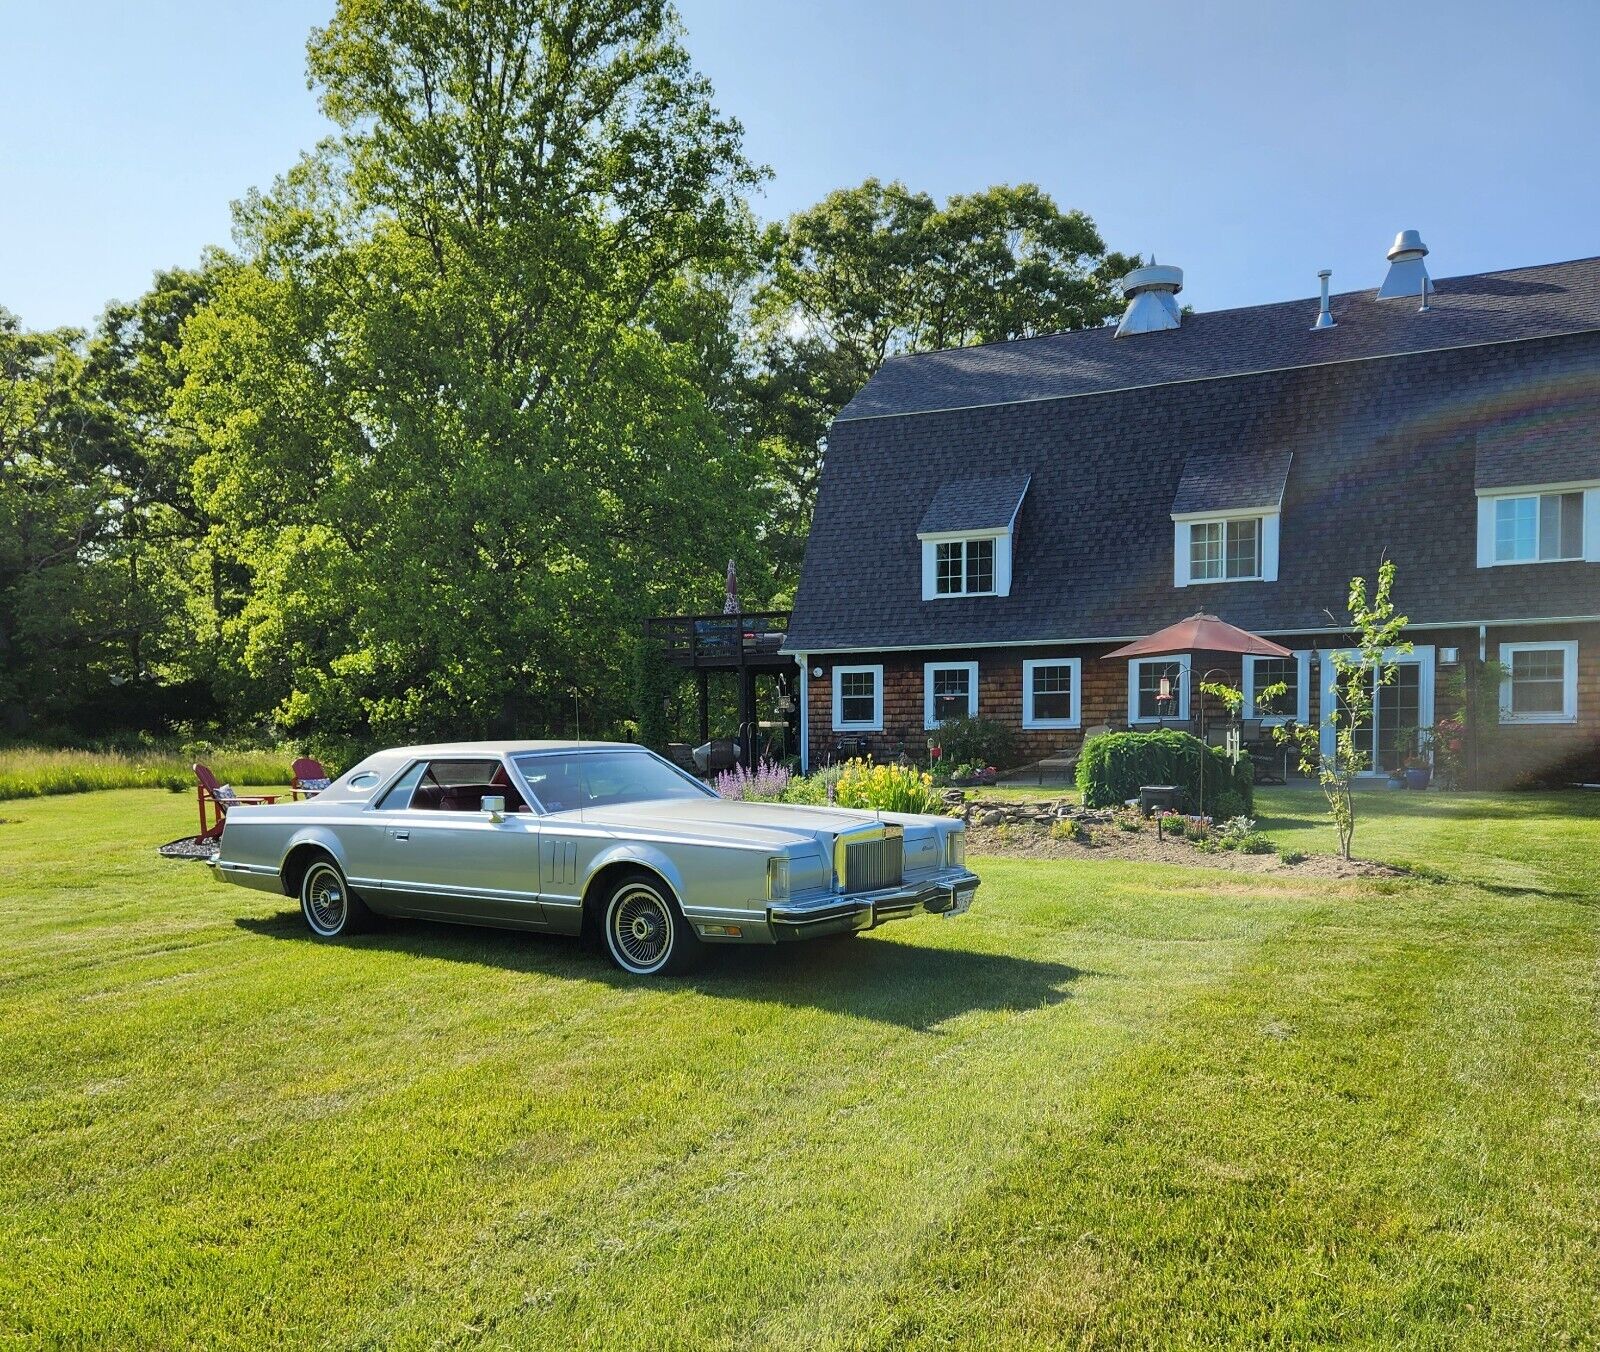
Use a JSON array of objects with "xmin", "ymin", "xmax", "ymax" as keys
[
  {"xmin": 1312, "ymin": 269, "xmax": 1336, "ymax": 330},
  {"xmin": 1377, "ymin": 229, "xmax": 1434, "ymax": 300}
]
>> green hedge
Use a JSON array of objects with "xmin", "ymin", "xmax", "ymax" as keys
[{"xmin": 1075, "ymin": 729, "xmax": 1253, "ymax": 817}]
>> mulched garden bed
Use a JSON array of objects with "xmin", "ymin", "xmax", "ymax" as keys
[
  {"xmin": 956, "ymin": 799, "xmax": 1405, "ymax": 880},
  {"xmin": 158, "ymin": 836, "xmax": 219, "ymax": 861}
]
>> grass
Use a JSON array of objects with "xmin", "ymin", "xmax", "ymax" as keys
[
  {"xmin": 0, "ymin": 745, "xmax": 304, "ymax": 801},
  {"xmin": 966, "ymin": 782, "xmax": 1078, "ymax": 802},
  {"xmin": 0, "ymin": 787, "xmax": 1594, "ymax": 1347}
]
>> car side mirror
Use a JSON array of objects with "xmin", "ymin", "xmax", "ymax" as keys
[{"xmin": 481, "ymin": 794, "xmax": 507, "ymax": 822}]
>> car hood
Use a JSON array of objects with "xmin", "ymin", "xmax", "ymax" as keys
[{"xmin": 557, "ymin": 797, "xmax": 898, "ymax": 849}]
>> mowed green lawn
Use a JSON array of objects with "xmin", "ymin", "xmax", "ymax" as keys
[{"xmin": 1, "ymin": 789, "xmax": 1595, "ymax": 1348}]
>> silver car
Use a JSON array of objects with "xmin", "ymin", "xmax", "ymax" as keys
[{"xmin": 210, "ymin": 741, "xmax": 979, "ymax": 976}]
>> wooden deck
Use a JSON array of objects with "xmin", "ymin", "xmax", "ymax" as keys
[{"xmin": 642, "ymin": 611, "xmax": 792, "ymax": 671}]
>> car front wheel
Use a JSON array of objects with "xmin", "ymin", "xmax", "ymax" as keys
[
  {"xmin": 602, "ymin": 872, "xmax": 700, "ymax": 976},
  {"xmin": 299, "ymin": 857, "xmax": 371, "ymax": 938}
]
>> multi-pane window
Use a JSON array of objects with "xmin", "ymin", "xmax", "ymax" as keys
[
  {"xmin": 1188, "ymin": 517, "xmax": 1262, "ymax": 581},
  {"xmin": 1024, "ymin": 662, "xmax": 1076, "ymax": 726},
  {"xmin": 833, "ymin": 666, "xmax": 882, "ymax": 730},
  {"xmin": 1500, "ymin": 643, "xmax": 1577, "ymax": 723},
  {"xmin": 1493, "ymin": 492, "xmax": 1583, "ymax": 563},
  {"xmin": 933, "ymin": 537, "xmax": 997, "ymax": 595},
  {"xmin": 1133, "ymin": 659, "xmax": 1187, "ymax": 722},
  {"xmin": 924, "ymin": 662, "xmax": 978, "ymax": 727},
  {"xmin": 1248, "ymin": 656, "xmax": 1299, "ymax": 719},
  {"xmin": 929, "ymin": 666, "xmax": 973, "ymax": 723}
]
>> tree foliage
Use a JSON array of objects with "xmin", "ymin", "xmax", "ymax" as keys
[
  {"xmin": 1277, "ymin": 559, "xmax": 1411, "ymax": 859},
  {"xmin": 177, "ymin": 0, "xmax": 770, "ymax": 749}
]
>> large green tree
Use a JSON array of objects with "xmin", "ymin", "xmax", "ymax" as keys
[
  {"xmin": 748, "ymin": 179, "xmax": 1137, "ymax": 569},
  {"xmin": 179, "ymin": 0, "xmax": 771, "ymax": 750}
]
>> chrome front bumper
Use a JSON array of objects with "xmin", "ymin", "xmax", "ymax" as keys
[{"xmin": 766, "ymin": 869, "xmax": 979, "ymax": 941}]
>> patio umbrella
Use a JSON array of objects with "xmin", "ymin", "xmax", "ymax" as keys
[
  {"xmin": 1103, "ymin": 613, "xmax": 1292, "ymax": 810},
  {"xmin": 723, "ymin": 558, "xmax": 740, "ymax": 615},
  {"xmin": 1103, "ymin": 612, "xmax": 1291, "ymax": 660}
]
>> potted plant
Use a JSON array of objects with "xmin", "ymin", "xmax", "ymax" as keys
[{"xmin": 1397, "ymin": 725, "xmax": 1432, "ymax": 790}]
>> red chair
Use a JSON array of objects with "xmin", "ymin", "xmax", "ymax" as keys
[
  {"xmin": 290, "ymin": 757, "xmax": 332, "ymax": 801},
  {"xmin": 193, "ymin": 763, "xmax": 278, "ymax": 843}
]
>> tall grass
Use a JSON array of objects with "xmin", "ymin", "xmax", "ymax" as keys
[{"xmin": 0, "ymin": 747, "xmax": 305, "ymax": 801}]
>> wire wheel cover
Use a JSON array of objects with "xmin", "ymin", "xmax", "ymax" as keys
[
  {"xmin": 611, "ymin": 887, "xmax": 673, "ymax": 969},
  {"xmin": 305, "ymin": 866, "xmax": 346, "ymax": 933}
]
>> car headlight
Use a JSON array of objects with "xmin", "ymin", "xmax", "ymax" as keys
[
  {"xmin": 767, "ymin": 856, "xmax": 790, "ymax": 900},
  {"xmin": 945, "ymin": 829, "xmax": 965, "ymax": 869}
]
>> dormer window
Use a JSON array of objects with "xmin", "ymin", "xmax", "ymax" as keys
[
  {"xmin": 1173, "ymin": 511, "xmax": 1279, "ymax": 586},
  {"xmin": 1478, "ymin": 489, "xmax": 1588, "ymax": 565},
  {"xmin": 1170, "ymin": 447, "xmax": 1290, "ymax": 588},
  {"xmin": 934, "ymin": 537, "xmax": 995, "ymax": 595},
  {"xmin": 1188, "ymin": 516, "xmax": 1262, "ymax": 582},
  {"xmin": 918, "ymin": 474, "xmax": 1029, "ymax": 601}
]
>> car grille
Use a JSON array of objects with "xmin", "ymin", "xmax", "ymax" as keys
[{"xmin": 841, "ymin": 832, "xmax": 904, "ymax": 893}]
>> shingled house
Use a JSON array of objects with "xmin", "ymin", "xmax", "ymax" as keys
[{"xmin": 784, "ymin": 234, "xmax": 1600, "ymax": 784}]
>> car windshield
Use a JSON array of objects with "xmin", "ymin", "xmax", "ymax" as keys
[{"xmin": 513, "ymin": 751, "xmax": 714, "ymax": 812}]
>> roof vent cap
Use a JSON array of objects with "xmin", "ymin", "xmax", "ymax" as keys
[
  {"xmin": 1115, "ymin": 259, "xmax": 1183, "ymax": 337},
  {"xmin": 1377, "ymin": 229, "xmax": 1434, "ymax": 300}
]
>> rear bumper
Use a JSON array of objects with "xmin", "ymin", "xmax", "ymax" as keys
[
  {"xmin": 207, "ymin": 858, "xmax": 282, "ymax": 894},
  {"xmin": 766, "ymin": 870, "xmax": 979, "ymax": 942}
]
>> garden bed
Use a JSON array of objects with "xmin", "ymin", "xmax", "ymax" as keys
[{"xmin": 957, "ymin": 798, "xmax": 1404, "ymax": 880}]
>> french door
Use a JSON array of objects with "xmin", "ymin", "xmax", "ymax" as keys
[{"xmin": 1319, "ymin": 646, "xmax": 1434, "ymax": 774}]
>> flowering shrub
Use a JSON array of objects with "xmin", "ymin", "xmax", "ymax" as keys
[
  {"xmin": 712, "ymin": 759, "xmax": 791, "ymax": 802},
  {"xmin": 832, "ymin": 759, "xmax": 943, "ymax": 814}
]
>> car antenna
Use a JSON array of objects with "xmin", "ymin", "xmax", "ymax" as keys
[{"xmin": 572, "ymin": 687, "xmax": 581, "ymax": 743}]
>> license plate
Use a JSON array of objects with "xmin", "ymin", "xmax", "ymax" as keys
[{"xmin": 945, "ymin": 888, "xmax": 975, "ymax": 917}]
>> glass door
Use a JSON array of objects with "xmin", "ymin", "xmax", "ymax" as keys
[{"xmin": 1320, "ymin": 648, "xmax": 1434, "ymax": 774}]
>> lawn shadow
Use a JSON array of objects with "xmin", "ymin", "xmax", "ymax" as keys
[{"xmin": 234, "ymin": 911, "xmax": 1085, "ymax": 1031}]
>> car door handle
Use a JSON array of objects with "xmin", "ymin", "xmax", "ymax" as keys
[{"xmin": 392, "ymin": 830, "xmax": 410, "ymax": 841}]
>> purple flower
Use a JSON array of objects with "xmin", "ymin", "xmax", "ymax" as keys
[{"xmin": 713, "ymin": 758, "xmax": 792, "ymax": 802}]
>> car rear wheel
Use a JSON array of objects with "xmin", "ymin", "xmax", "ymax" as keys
[
  {"xmin": 602, "ymin": 872, "xmax": 700, "ymax": 977},
  {"xmin": 299, "ymin": 857, "xmax": 371, "ymax": 939}
]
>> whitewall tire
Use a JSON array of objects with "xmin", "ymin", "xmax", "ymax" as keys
[
  {"xmin": 602, "ymin": 872, "xmax": 701, "ymax": 977},
  {"xmin": 299, "ymin": 857, "xmax": 371, "ymax": 938}
]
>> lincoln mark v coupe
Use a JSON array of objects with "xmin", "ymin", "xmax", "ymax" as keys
[{"xmin": 210, "ymin": 741, "xmax": 979, "ymax": 976}]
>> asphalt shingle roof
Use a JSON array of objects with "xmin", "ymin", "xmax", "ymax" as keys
[
  {"xmin": 837, "ymin": 257, "xmax": 1600, "ymax": 422},
  {"xmin": 786, "ymin": 326, "xmax": 1600, "ymax": 653},
  {"xmin": 1474, "ymin": 384, "xmax": 1600, "ymax": 489},
  {"xmin": 1172, "ymin": 448, "xmax": 1293, "ymax": 516},
  {"xmin": 917, "ymin": 474, "xmax": 1031, "ymax": 534}
]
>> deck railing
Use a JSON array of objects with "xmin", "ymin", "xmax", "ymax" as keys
[{"xmin": 642, "ymin": 611, "xmax": 791, "ymax": 668}]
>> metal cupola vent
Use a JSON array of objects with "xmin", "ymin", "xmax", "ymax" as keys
[
  {"xmin": 1376, "ymin": 228, "xmax": 1434, "ymax": 300},
  {"xmin": 1115, "ymin": 256, "xmax": 1184, "ymax": 337}
]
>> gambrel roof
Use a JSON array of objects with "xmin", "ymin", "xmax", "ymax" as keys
[{"xmin": 788, "ymin": 256, "xmax": 1600, "ymax": 654}]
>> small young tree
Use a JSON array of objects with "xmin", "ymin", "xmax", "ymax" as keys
[{"xmin": 1277, "ymin": 560, "xmax": 1411, "ymax": 859}]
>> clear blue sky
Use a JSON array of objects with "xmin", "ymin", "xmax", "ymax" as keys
[{"xmin": 4, "ymin": 0, "xmax": 1597, "ymax": 332}]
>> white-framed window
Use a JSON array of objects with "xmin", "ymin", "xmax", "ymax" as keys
[
  {"xmin": 935, "ymin": 539, "xmax": 994, "ymax": 595},
  {"xmin": 832, "ymin": 664, "xmax": 883, "ymax": 732},
  {"xmin": 1496, "ymin": 492, "xmax": 1582, "ymax": 562},
  {"xmin": 923, "ymin": 661, "xmax": 978, "ymax": 728},
  {"xmin": 1243, "ymin": 651, "xmax": 1312, "ymax": 723},
  {"xmin": 919, "ymin": 530, "xmax": 1013, "ymax": 599},
  {"xmin": 1128, "ymin": 654, "xmax": 1191, "ymax": 723},
  {"xmin": 1022, "ymin": 658, "xmax": 1082, "ymax": 729},
  {"xmin": 1499, "ymin": 641, "xmax": 1578, "ymax": 724},
  {"xmin": 1172, "ymin": 512, "xmax": 1280, "ymax": 586},
  {"xmin": 1477, "ymin": 484, "xmax": 1600, "ymax": 567}
]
